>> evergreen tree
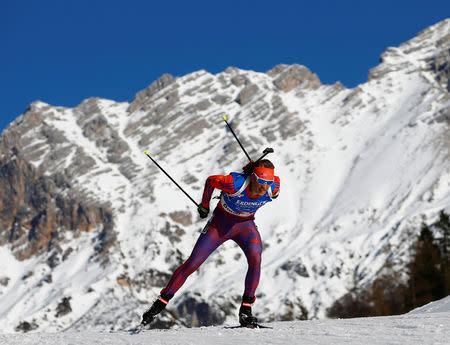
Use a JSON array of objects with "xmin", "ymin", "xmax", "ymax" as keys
[
  {"xmin": 435, "ymin": 211, "xmax": 450, "ymax": 295},
  {"xmin": 409, "ymin": 223, "xmax": 444, "ymax": 308},
  {"xmin": 328, "ymin": 212, "xmax": 450, "ymax": 319}
]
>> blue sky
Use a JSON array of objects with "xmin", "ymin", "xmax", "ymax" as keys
[{"xmin": 1, "ymin": 0, "xmax": 449, "ymax": 131}]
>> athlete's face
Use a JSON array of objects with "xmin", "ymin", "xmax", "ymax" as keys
[{"xmin": 249, "ymin": 174, "xmax": 271, "ymax": 197}]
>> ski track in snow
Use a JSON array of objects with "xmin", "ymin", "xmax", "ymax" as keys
[{"xmin": 0, "ymin": 307, "xmax": 448, "ymax": 345}]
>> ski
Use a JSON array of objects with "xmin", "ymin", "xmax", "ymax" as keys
[
  {"xmin": 113, "ymin": 322, "xmax": 272, "ymax": 334},
  {"xmin": 112, "ymin": 323, "xmax": 146, "ymax": 334},
  {"xmin": 128, "ymin": 324, "xmax": 145, "ymax": 334},
  {"xmin": 224, "ymin": 324, "xmax": 273, "ymax": 329}
]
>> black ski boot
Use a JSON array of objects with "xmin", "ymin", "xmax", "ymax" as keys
[
  {"xmin": 239, "ymin": 295, "xmax": 258, "ymax": 328},
  {"xmin": 141, "ymin": 293, "xmax": 173, "ymax": 326}
]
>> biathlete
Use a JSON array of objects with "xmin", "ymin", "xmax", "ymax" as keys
[{"xmin": 141, "ymin": 159, "xmax": 280, "ymax": 327}]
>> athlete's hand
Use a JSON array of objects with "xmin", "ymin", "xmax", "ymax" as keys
[
  {"xmin": 242, "ymin": 160, "xmax": 255, "ymax": 175},
  {"xmin": 198, "ymin": 204, "xmax": 210, "ymax": 219}
]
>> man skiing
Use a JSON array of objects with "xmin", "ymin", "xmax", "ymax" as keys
[{"xmin": 141, "ymin": 159, "xmax": 280, "ymax": 328}]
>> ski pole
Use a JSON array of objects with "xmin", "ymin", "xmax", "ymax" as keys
[
  {"xmin": 242, "ymin": 147, "xmax": 275, "ymax": 175},
  {"xmin": 222, "ymin": 115, "xmax": 252, "ymax": 162},
  {"xmin": 254, "ymin": 147, "xmax": 274, "ymax": 164},
  {"xmin": 144, "ymin": 150, "xmax": 199, "ymax": 208}
]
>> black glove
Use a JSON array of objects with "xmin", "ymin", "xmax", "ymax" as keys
[
  {"xmin": 198, "ymin": 204, "xmax": 210, "ymax": 219},
  {"xmin": 242, "ymin": 160, "xmax": 255, "ymax": 176}
]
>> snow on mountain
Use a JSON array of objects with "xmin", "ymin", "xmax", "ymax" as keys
[{"xmin": 0, "ymin": 19, "xmax": 449, "ymax": 333}]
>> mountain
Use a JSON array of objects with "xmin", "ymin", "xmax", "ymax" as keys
[{"xmin": 0, "ymin": 19, "xmax": 449, "ymax": 332}]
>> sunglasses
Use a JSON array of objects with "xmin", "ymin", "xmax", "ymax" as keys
[{"xmin": 253, "ymin": 173, "xmax": 274, "ymax": 186}]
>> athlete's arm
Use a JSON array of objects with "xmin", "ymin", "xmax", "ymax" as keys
[{"xmin": 201, "ymin": 174, "xmax": 235, "ymax": 208}]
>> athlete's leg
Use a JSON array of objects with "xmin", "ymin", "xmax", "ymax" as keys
[
  {"xmin": 162, "ymin": 219, "xmax": 226, "ymax": 296},
  {"xmin": 232, "ymin": 221, "xmax": 263, "ymax": 298}
]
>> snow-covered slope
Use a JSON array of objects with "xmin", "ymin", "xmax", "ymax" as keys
[
  {"xmin": 409, "ymin": 295, "xmax": 450, "ymax": 315},
  {"xmin": 0, "ymin": 296, "xmax": 449, "ymax": 344},
  {"xmin": 0, "ymin": 19, "xmax": 449, "ymax": 332}
]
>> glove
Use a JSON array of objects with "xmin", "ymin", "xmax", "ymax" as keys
[
  {"xmin": 242, "ymin": 160, "xmax": 255, "ymax": 176},
  {"xmin": 198, "ymin": 204, "xmax": 210, "ymax": 219}
]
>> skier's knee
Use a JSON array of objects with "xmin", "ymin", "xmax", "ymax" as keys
[{"xmin": 248, "ymin": 251, "xmax": 261, "ymax": 267}]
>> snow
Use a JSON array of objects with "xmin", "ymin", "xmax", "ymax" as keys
[
  {"xmin": 409, "ymin": 295, "xmax": 450, "ymax": 315},
  {"xmin": 0, "ymin": 298, "xmax": 449, "ymax": 344}
]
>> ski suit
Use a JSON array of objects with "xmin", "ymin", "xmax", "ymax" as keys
[{"xmin": 161, "ymin": 172, "xmax": 280, "ymax": 298}]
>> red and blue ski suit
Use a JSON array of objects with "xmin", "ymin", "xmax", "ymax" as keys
[{"xmin": 161, "ymin": 172, "xmax": 280, "ymax": 299}]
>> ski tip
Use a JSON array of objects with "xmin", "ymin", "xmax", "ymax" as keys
[
  {"xmin": 222, "ymin": 115, "xmax": 227, "ymax": 121},
  {"xmin": 144, "ymin": 150, "xmax": 149, "ymax": 155}
]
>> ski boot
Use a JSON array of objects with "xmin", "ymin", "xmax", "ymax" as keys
[
  {"xmin": 141, "ymin": 292, "xmax": 173, "ymax": 326},
  {"xmin": 239, "ymin": 295, "xmax": 258, "ymax": 328}
]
